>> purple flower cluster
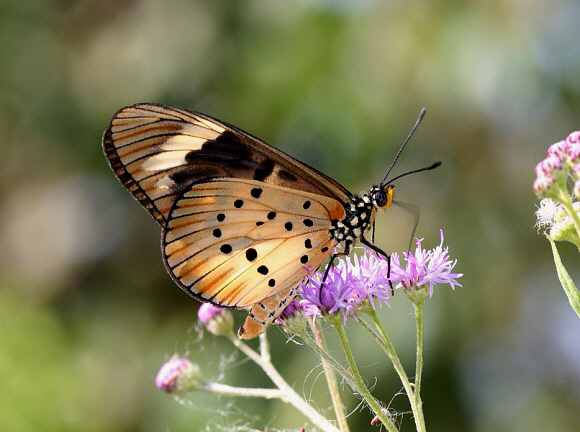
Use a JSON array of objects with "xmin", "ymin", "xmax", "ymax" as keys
[
  {"xmin": 390, "ymin": 230, "xmax": 462, "ymax": 298},
  {"xmin": 299, "ymin": 253, "xmax": 390, "ymax": 323},
  {"xmin": 534, "ymin": 131, "xmax": 580, "ymax": 199},
  {"xmin": 297, "ymin": 230, "xmax": 462, "ymax": 320}
]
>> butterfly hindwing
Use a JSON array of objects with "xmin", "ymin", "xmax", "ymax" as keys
[
  {"xmin": 162, "ymin": 178, "xmax": 344, "ymax": 308},
  {"xmin": 101, "ymin": 103, "xmax": 368, "ymax": 339},
  {"xmin": 102, "ymin": 103, "xmax": 351, "ymax": 225}
]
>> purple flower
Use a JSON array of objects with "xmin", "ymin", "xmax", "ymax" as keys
[
  {"xmin": 156, "ymin": 356, "xmax": 204, "ymax": 394},
  {"xmin": 198, "ymin": 303, "xmax": 233, "ymax": 336},
  {"xmin": 300, "ymin": 260, "xmax": 363, "ymax": 322},
  {"xmin": 276, "ymin": 299, "xmax": 304, "ymax": 323},
  {"xmin": 299, "ymin": 231, "xmax": 461, "ymax": 317},
  {"xmin": 299, "ymin": 247, "xmax": 393, "ymax": 322},
  {"xmin": 390, "ymin": 230, "xmax": 462, "ymax": 300}
]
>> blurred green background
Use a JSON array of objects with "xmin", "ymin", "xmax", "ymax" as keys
[{"xmin": 2, "ymin": 0, "xmax": 580, "ymax": 431}]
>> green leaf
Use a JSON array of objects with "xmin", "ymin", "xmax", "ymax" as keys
[{"xmin": 547, "ymin": 235, "xmax": 580, "ymax": 318}]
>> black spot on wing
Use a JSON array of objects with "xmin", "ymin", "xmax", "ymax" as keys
[
  {"xmin": 277, "ymin": 169, "xmax": 298, "ymax": 182},
  {"xmin": 196, "ymin": 131, "xmax": 252, "ymax": 160},
  {"xmin": 186, "ymin": 141, "xmax": 257, "ymax": 172},
  {"xmin": 234, "ymin": 199, "xmax": 244, "ymax": 208},
  {"xmin": 254, "ymin": 159, "xmax": 275, "ymax": 181},
  {"xmin": 246, "ymin": 248, "xmax": 258, "ymax": 261},
  {"xmin": 220, "ymin": 244, "xmax": 232, "ymax": 254},
  {"xmin": 179, "ymin": 131, "xmax": 260, "ymax": 176},
  {"xmin": 169, "ymin": 168, "xmax": 220, "ymax": 189},
  {"xmin": 251, "ymin": 188, "xmax": 263, "ymax": 198},
  {"xmin": 257, "ymin": 265, "xmax": 269, "ymax": 275}
]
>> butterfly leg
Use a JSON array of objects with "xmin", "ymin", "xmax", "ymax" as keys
[
  {"xmin": 238, "ymin": 285, "xmax": 297, "ymax": 340},
  {"xmin": 360, "ymin": 237, "xmax": 394, "ymax": 295},
  {"xmin": 318, "ymin": 252, "xmax": 349, "ymax": 304}
]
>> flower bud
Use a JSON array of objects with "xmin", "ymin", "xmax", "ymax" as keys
[
  {"xmin": 567, "ymin": 144, "xmax": 580, "ymax": 165},
  {"xmin": 156, "ymin": 356, "xmax": 204, "ymax": 394},
  {"xmin": 533, "ymin": 176, "xmax": 557, "ymax": 199},
  {"xmin": 547, "ymin": 140, "xmax": 568, "ymax": 159},
  {"xmin": 274, "ymin": 299, "xmax": 310, "ymax": 336},
  {"xmin": 198, "ymin": 303, "xmax": 234, "ymax": 336},
  {"xmin": 537, "ymin": 155, "xmax": 566, "ymax": 181},
  {"xmin": 566, "ymin": 131, "xmax": 580, "ymax": 146}
]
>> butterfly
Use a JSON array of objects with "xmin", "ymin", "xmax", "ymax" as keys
[{"xmin": 102, "ymin": 103, "xmax": 438, "ymax": 339}]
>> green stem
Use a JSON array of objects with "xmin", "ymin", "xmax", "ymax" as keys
[
  {"xmin": 332, "ymin": 321, "xmax": 398, "ymax": 432},
  {"xmin": 413, "ymin": 303, "xmax": 427, "ymax": 432},
  {"xmin": 300, "ymin": 326, "xmax": 358, "ymax": 389},
  {"xmin": 547, "ymin": 235, "xmax": 580, "ymax": 318},
  {"xmin": 363, "ymin": 310, "xmax": 426, "ymax": 432},
  {"xmin": 363, "ymin": 312, "xmax": 413, "ymax": 393},
  {"xmin": 227, "ymin": 332, "xmax": 340, "ymax": 432},
  {"xmin": 310, "ymin": 320, "xmax": 350, "ymax": 432}
]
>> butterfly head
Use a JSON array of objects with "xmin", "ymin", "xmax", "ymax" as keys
[{"xmin": 370, "ymin": 184, "xmax": 395, "ymax": 210}]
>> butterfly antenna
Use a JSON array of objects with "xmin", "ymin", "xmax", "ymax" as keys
[
  {"xmin": 383, "ymin": 161, "xmax": 441, "ymax": 186},
  {"xmin": 381, "ymin": 108, "xmax": 427, "ymax": 185}
]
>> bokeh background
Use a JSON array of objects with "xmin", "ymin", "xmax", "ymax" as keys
[{"xmin": 2, "ymin": 0, "xmax": 580, "ymax": 431}]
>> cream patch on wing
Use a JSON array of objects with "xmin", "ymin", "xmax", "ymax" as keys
[{"xmin": 140, "ymin": 150, "xmax": 191, "ymax": 171}]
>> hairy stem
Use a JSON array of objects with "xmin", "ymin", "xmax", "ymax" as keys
[
  {"xmin": 310, "ymin": 320, "xmax": 350, "ymax": 432},
  {"xmin": 333, "ymin": 322, "xmax": 398, "ymax": 432},
  {"xmin": 227, "ymin": 332, "xmax": 339, "ymax": 432},
  {"xmin": 203, "ymin": 382, "xmax": 285, "ymax": 399},
  {"xmin": 363, "ymin": 310, "xmax": 426, "ymax": 432}
]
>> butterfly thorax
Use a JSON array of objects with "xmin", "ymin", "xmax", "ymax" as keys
[{"xmin": 330, "ymin": 184, "xmax": 394, "ymax": 253}]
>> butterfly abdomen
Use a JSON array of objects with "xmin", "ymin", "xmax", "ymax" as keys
[{"xmin": 238, "ymin": 283, "xmax": 298, "ymax": 339}]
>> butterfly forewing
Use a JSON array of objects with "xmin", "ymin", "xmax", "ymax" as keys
[
  {"xmin": 103, "ymin": 103, "xmax": 351, "ymax": 225},
  {"xmin": 102, "ymin": 103, "xmax": 363, "ymax": 339},
  {"xmin": 162, "ymin": 178, "xmax": 344, "ymax": 307}
]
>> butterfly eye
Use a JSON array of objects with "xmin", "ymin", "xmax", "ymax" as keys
[{"xmin": 373, "ymin": 185, "xmax": 395, "ymax": 209}]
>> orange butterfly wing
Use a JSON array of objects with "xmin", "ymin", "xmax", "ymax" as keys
[
  {"xmin": 103, "ymin": 104, "xmax": 352, "ymax": 339},
  {"xmin": 163, "ymin": 178, "xmax": 344, "ymax": 307},
  {"xmin": 103, "ymin": 104, "xmax": 351, "ymax": 224}
]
